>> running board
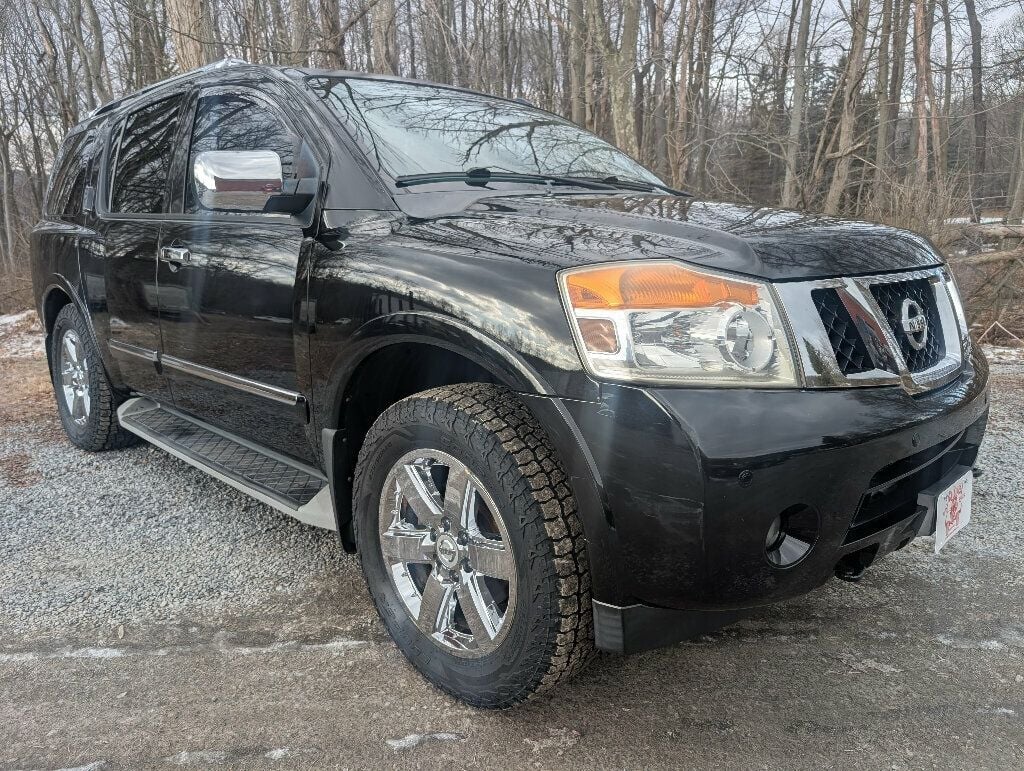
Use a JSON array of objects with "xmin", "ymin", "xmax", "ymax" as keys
[{"xmin": 117, "ymin": 397, "xmax": 336, "ymax": 531}]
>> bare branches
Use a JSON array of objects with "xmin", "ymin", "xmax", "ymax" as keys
[{"xmin": 1, "ymin": 0, "xmax": 1024, "ymax": 315}]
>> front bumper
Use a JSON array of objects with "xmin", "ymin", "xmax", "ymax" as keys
[{"xmin": 552, "ymin": 348, "xmax": 989, "ymax": 650}]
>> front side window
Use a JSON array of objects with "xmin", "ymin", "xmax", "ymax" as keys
[
  {"xmin": 110, "ymin": 95, "xmax": 184, "ymax": 214},
  {"xmin": 309, "ymin": 77, "xmax": 661, "ymax": 185},
  {"xmin": 185, "ymin": 92, "xmax": 296, "ymax": 214}
]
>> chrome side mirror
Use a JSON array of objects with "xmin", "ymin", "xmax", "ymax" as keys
[{"xmin": 193, "ymin": 150, "xmax": 283, "ymax": 213}]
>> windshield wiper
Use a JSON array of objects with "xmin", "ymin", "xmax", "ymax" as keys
[
  {"xmin": 592, "ymin": 175, "xmax": 691, "ymax": 197},
  {"xmin": 395, "ymin": 167, "xmax": 620, "ymax": 191},
  {"xmin": 395, "ymin": 167, "xmax": 691, "ymax": 196}
]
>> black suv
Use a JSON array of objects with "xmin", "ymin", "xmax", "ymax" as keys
[{"xmin": 33, "ymin": 59, "xmax": 988, "ymax": 707}]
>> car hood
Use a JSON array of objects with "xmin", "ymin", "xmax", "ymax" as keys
[{"xmin": 396, "ymin": 192, "xmax": 944, "ymax": 281}]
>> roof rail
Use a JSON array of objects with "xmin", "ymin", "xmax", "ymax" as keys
[{"xmin": 88, "ymin": 58, "xmax": 252, "ymax": 119}]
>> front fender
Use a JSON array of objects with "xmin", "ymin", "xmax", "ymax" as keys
[{"xmin": 319, "ymin": 310, "xmax": 555, "ymax": 432}]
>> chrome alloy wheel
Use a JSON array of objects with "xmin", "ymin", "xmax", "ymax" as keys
[
  {"xmin": 378, "ymin": 449, "xmax": 517, "ymax": 657},
  {"xmin": 59, "ymin": 329, "xmax": 90, "ymax": 426}
]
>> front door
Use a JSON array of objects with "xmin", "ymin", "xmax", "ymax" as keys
[
  {"xmin": 99, "ymin": 93, "xmax": 186, "ymax": 401},
  {"xmin": 157, "ymin": 86, "xmax": 316, "ymax": 463}
]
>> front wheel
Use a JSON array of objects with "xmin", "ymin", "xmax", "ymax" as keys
[{"xmin": 352, "ymin": 384, "xmax": 593, "ymax": 707}]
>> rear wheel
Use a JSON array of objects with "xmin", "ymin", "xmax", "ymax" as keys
[
  {"xmin": 49, "ymin": 304, "xmax": 137, "ymax": 451},
  {"xmin": 353, "ymin": 383, "xmax": 593, "ymax": 707}
]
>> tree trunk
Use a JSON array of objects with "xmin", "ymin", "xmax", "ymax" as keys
[
  {"xmin": 823, "ymin": 0, "xmax": 870, "ymax": 215},
  {"xmin": 888, "ymin": 0, "xmax": 910, "ymax": 173},
  {"xmin": 590, "ymin": 0, "xmax": 641, "ymax": 157},
  {"xmin": 964, "ymin": 0, "xmax": 986, "ymax": 218},
  {"xmin": 166, "ymin": 0, "xmax": 209, "ymax": 71},
  {"xmin": 691, "ymin": 0, "xmax": 716, "ymax": 192},
  {"xmin": 1009, "ymin": 110, "xmax": 1024, "ymax": 226},
  {"xmin": 568, "ymin": 0, "xmax": 587, "ymax": 125},
  {"xmin": 780, "ymin": 0, "xmax": 811, "ymax": 209},
  {"xmin": 873, "ymin": 0, "xmax": 894, "ymax": 197},
  {"xmin": 911, "ymin": 0, "xmax": 931, "ymax": 192},
  {"xmin": 319, "ymin": 0, "xmax": 345, "ymax": 68},
  {"xmin": 648, "ymin": 0, "xmax": 670, "ymax": 177},
  {"xmin": 371, "ymin": 0, "xmax": 399, "ymax": 73}
]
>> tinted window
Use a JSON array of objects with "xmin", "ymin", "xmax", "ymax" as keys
[
  {"xmin": 46, "ymin": 131, "xmax": 94, "ymax": 220},
  {"xmin": 110, "ymin": 95, "xmax": 183, "ymax": 214},
  {"xmin": 186, "ymin": 93, "xmax": 296, "ymax": 214},
  {"xmin": 311, "ymin": 77, "xmax": 661, "ymax": 184}
]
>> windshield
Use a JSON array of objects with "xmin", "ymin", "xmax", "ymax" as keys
[{"xmin": 308, "ymin": 77, "xmax": 663, "ymax": 186}]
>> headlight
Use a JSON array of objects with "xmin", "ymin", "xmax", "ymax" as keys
[{"xmin": 558, "ymin": 260, "xmax": 798, "ymax": 386}]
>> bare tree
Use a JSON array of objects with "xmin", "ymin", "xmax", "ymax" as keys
[
  {"xmin": 823, "ymin": 0, "xmax": 871, "ymax": 215},
  {"xmin": 780, "ymin": 0, "xmax": 811, "ymax": 208},
  {"xmin": 2, "ymin": 0, "xmax": 1024, "ymax": 316}
]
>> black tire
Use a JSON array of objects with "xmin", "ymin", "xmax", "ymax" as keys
[
  {"xmin": 353, "ymin": 383, "xmax": 593, "ymax": 708},
  {"xmin": 49, "ymin": 304, "xmax": 138, "ymax": 452}
]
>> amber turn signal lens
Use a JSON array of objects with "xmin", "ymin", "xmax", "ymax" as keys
[
  {"xmin": 577, "ymin": 317, "xmax": 620, "ymax": 354},
  {"xmin": 565, "ymin": 262, "xmax": 759, "ymax": 309}
]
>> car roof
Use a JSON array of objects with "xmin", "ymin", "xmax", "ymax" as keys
[{"xmin": 77, "ymin": 59, "xmax": 537, "ymax": 134}]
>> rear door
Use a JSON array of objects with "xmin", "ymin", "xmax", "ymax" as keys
[
  {"xmin": 157, "ymin": 85, "xmax": 318, "ymax": 462},
  {"xmin": 97, "ymin": 94, "xmax": 186, "ymax": 400}
]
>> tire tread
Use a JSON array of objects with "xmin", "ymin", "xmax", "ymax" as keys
[
  {"xmin": 353, "ymin": 383, "xmax": 594, "ymax": 706},
  {"xmin": 51, "ymin": 304, "xmax": 138, "ymax": 452}
]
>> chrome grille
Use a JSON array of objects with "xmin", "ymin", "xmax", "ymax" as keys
[
  {"xmin": 811, "ymin": 288, "xmax": 872, "ymax": 375},
  {"xmin": 772, "ymin": 267, "xmax": 966, "ymax": 395},
  {"xmin": 869, "ymin": 277, "xmax": 945, "ymax": 372}
]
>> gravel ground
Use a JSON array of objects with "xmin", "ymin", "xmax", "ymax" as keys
[{"xmin": 1, "ymin": 314, "xmax": 1023, "ymax": 769}]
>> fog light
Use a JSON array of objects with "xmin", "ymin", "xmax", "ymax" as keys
[
  {"xmin": 765, "ymin": 504, "xmax": 819, "ymax": 568},
  {"xmin": 765, "ymin": 515, "xmax": 785, "ymax": 552}
]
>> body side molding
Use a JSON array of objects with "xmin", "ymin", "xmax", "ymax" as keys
[
  {"xmin": 108, "ymin": 340, "xmax": 308, "ymax": 415},
  {"xmin": 161, "ymin": 354, "xmax": 304, "ymax": 407}
]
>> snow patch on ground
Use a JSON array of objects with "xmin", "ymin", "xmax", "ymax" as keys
[
  {"xmin": 983, "ymin": 344, "xmax": 1024, "ymax": 364},
  {"xmin": 167, "ymin": 750, "xmax": 229, "ymax": 765},
  {"xmin": 386, "ymin": 732, "xmax": 466, "ymax": 750},
  {"xmin": 0, "ymin": 309, "xmax": 44, "ymax": 359}
]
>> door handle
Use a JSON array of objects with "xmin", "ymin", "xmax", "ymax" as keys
[
  {"xmin": 159, "ymin": 246, "xmax": 206, "ymax": 269},
  {"xmin": 160, "ymin": 246, "xmax": 190, "ymax": 265}
]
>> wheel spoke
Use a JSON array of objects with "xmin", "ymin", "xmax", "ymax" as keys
[
  {"xmin": 457, "ymin": 579, "xmax": 501, "ymax": 644},
  {"xmin": 396, "ymin": 464, "xmax": 443, "ymax": 527},
  {"xmin": 379, "ymin": 448, "xmax": 519, "ymax": 657},
  {"xmin": 417, "ymin": 572, "xmax": 456, "ymax": 635},
  {"xmin": 380, "ymin": 528, "xmax": 434, "ymax": 564},
  {"xmin": 469, "ymin": 537, "xmax": 514, "ymax": 581},
  {"xmin": 62, "ymin": 335, "xmax": 77, "ymax": 366},
  {"xmin": 72, "ymin": 393, "xmax": 87, "ymax": 422},
  {"xmin": 60, "ymin": 367, "xmax": 74, "ymax": 388},
  {"xmin": 442, "ymin": 462, "xmax": 472, "ymax": 527}
]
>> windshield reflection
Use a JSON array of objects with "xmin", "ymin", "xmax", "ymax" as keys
[{"xmin": 307, "ymin": 77, "xmax": 662, "ymax": 186}]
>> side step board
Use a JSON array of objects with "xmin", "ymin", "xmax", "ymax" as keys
[{"xmin": 117, "ymin": 397, "xmax": 336, "ymax": 531}]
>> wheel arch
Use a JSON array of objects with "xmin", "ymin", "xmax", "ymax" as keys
[
  {"xmin": 41, "ymin": 281, "xmax": 75, "ymax": 334},
  {"xmin": 321, "ymin": 313, "xmax": 626, "ymax": 601},
  {"xmin": 40, "ymin": 278, "xmax": 128, "ymax": 394},
  {"xmin": 40, "ymin": 279, "xmax": 87, "ymax": 365},
  {"xmin": 322, "ymin": 313, "xmax": 554, "ymax": 546}
]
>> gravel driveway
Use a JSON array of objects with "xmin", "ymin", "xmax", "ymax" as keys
[{"xmin": 2, "ymin": 312, "xmax": 1022, "ymax": 769}]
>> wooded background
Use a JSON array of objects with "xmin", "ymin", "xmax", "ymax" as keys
[{"xmin": 2, "ymin": 0, "xmax": 1023, "ymax": 332}]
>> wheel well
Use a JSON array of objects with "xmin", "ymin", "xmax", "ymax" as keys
[
  {"xmin": 42, "ymin": 288, "xmax": 72, "ymax": 336},
  {"xmin": 332, "ymin": 342, "xmax": 501, "ymax": 549}
]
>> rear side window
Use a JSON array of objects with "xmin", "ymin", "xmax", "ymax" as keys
[
  {"xmin": 46, "ymin": 131, "xmax": 94, "ymax": 221},
  {"xmin": 109, "ymin": 94, "xmax": 184, "ymax": 214},
  {"xmin": 185, "ymin": 92, "xmax": 297, "ymax": 214}
]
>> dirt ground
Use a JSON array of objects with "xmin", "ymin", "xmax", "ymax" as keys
[{"xmin": 1, "ymin": 315, "xmax": 1022, "ymax": 770}]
